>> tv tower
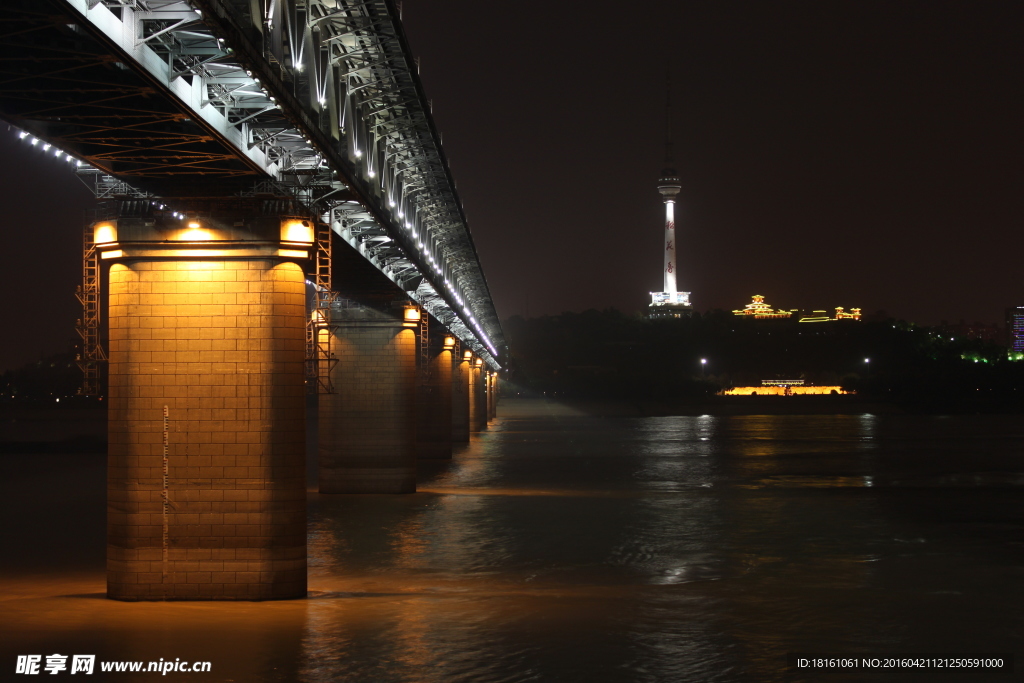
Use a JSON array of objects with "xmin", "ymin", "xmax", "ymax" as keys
[{"xmin": 649, "ymin": 76, "xmax": 692, "ymax": 318}]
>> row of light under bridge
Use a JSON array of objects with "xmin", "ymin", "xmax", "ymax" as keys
[{"xmin": 0, "ymin": 0, "xmax": 504, "ymax": 370}]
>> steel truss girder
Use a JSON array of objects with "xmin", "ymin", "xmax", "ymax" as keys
[{"xmin": 0, "ymin": 0, "xmax": 504, "ymax": 367}]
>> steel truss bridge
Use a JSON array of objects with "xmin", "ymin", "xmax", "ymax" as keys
[{"xmin": 0, "ymin": 0, "xmax": 504, "ymax": 370}]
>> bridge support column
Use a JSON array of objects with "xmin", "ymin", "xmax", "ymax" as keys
[
  {"xmin": 488, "ymin": 371, "xmax": 498, "ymax": 421},
  {"xmin": 416, "ymin": 331, "xmax": 454, "ymax": 459},
  {"xmin": 104, "ymin": 218, "xmax": 308, "ymax": 601},
  {"xmin": 319, "ymin": 304, "xmax": 418, "ymax": 493},
  {"xmin": 469, "ymin": 359, "xmax": 487, "ymax": 433},
  {"xmin": 452, "ymin": 350, "xmax": 471, "ymax": 443}
]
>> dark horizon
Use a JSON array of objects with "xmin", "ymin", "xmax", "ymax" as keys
[{"xmin": 1, "ymin": 0, "xmax": 1021, "ymax": 371}]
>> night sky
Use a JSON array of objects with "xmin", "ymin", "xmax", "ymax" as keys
[{"xmin": 1, "ymin": 0, "xmax": 1021, "ymax": 370}]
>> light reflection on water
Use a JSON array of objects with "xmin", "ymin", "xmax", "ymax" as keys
[{"xmin": 2, "ymin": 405, "xmax": 1023, "ymax": 681}]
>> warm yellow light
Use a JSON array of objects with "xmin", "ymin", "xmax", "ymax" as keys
[
  {"xmin": 463, "ymin": 351, "xmax": 473, "ymax": 361},
  {"xmin": 443, "ymin": 336, "xmax": 456, "ymax": 348},
  {"xmin": 178, "ymin": 228, "xmax": 216, "ymax": 241},
  {"xmin": 277, "ymin": 249, "xmax": 309, "ymax": 258},
  {"xmin": 474, "ymin": 358, "xmax": 483, "ymax": 367},
  {"xmin": 722, "ymin": 385, "xmax": 852, "ymax": 396},
  {"xmin": 281, "ymin": 219, "xmax": 314, "ymax": 244},
  {"xmin": 733, "ymin": 294, "xmax": 792, "ymax": 319},
  {"xmin": 99, "ymin": 249, "xmax": 123, "ymax": 259},
  {"xmin": 94, "ymin": 223, "xmax": 116, "ymax": 244},
  {"xmin": 164, "ymin": 249, "xmax": 235, "ymax": 257},
  {"xmin": 404, "ymin": 307, "xmax": 421, "ymax": 322},
  {"xmin": 187, "ymin": 221, "xmax": 200, "ymax": 229}
]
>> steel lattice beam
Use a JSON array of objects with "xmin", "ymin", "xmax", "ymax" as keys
[{"xmin": 0, "ymin": 0, "xmax": 504, "ymax": 367}]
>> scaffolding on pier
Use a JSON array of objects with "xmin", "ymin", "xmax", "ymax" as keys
[
  {"xmin": 75, "ymin": 222, "xmax": 106, "ymax": 396},
  {"xmin": 307, "ymin": 219, "xmax": 339, "ymax": 394}
]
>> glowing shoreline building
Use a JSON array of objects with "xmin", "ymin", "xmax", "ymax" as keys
[{"xmin": 648, "ymin": 86, "xmax": 692, "ymax": 319}]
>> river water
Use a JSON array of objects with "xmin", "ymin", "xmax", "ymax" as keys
[{"xmin": 1, "ymin": 400, "xmax": 1021, "ymax": 681}]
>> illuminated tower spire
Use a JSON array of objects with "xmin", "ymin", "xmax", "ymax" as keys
[
  {"xmin": 659, "ymin": 81, "xmax": 681, "ymax": 293},
  {"xmin": 649, "ymin": 74, "xmax": 691, "ymax": 319}
]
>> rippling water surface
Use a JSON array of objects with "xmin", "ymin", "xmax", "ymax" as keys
[{"xmin": 2, "ymin": 401, "xmax": 1022, "ymax": 681}]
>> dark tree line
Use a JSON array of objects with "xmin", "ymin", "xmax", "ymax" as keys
[{"xmin": 0, "ymin": 349, "xmax": 83, "ymax": 403}]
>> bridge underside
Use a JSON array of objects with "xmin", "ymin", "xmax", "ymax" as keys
[
  {"xmin": 0, "ymin": 0, "xmax": 504, "ymax": 369},
  {"xmin": 0, "ymin": 0, "xmax": 272, "ymax": 196}
]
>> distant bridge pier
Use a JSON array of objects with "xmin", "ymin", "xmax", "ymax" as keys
[
  {"xmin": 318, "ymin": 302, "xmax": 418, "ymax": 493},
  {"xmin": 452, "ymin": 350, "xmax": 472, "ymax": 443},
  {"xmin": 488, "ymin": 371, "xmax": 498, "ymax": 421},
  {"xmin": 101, "ymin": 210, "xmax": 308, "ymax": 601},
  {"xmin": 416, "ymin": 321, "xmax": 455, "ymax": 460},
  {"xmin": 469, "ymin": 359, "xmax": 488, "ymax": 433}
]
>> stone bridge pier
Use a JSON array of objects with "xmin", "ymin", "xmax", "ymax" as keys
[
  {"xmin": 95, "ymin": 209, "xmax": 497, "ymax": 601},
  {"xmin": 100, "ymin": 210, "xmax": 310, "ymax": 601},
  {"xmin": 317, "ymin": 302, "xmax": 418, "ymax": 493},
  {"xmin": 416, "ymin": 322, "xmax": 455, "ymax": 460}
]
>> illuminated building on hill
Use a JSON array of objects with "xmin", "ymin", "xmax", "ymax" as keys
[
  {"xmin": 797, "ymin": 306, "xmax": 862, "ymax": 323},
  {"xmin": 732, "ymin": 294, "xmax": 793, "ymax": 319},
  {"xmin": 731, "ymin": 295, "xmax": 861, "ymax": 322}
]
